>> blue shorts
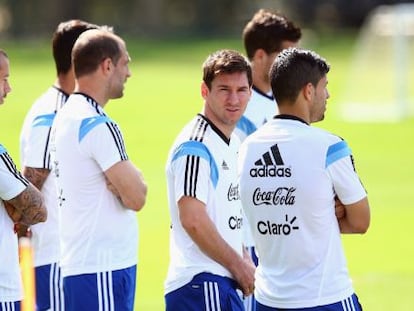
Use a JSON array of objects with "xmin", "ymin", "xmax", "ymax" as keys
[
  {"xmin": 63, "ymin": 265, "xmax": 136, "ymax": 311},
  {"xmin": 0, "ymin": 301, "xmax": 20, "ymax": 311},
  {"xmin": 256, "ymin": 293, "xmax": 362, "ymax": 311},
  {"xmin": 165, "ymin": 272, "xmax": 244, "ymax": 311},
  {"xmin": 35, "ymin": 262, "xmax": 64, "ymax": 311}
]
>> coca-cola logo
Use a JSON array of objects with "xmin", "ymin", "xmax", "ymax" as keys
[
  {"xmin": 252, "ymin": 187, "xmax": 296, "ymax": 206},
  {"xmin": 228, "ymin": 183, "xmax": 240, "ymax": 201}
]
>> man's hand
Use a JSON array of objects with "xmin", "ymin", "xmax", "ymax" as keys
[
  {"xmin": 4, "ymin": 200, "xmax": 22, "ymax": 223},
  {"xmin": 4, "ymin": 201, "xmax": 33, "ymax": 237},
  {"xmin": 231, "ymin": 253, "xmax": 256, "ymax": 297},
  {"xmin": 105, "ymin": 175, "xmax": 120, "ymax": 198},
  {"xmin": 335, "ymin": 196, "xmax": 345, "ymax": 220}
]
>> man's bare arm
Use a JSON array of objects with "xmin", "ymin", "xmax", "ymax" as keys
[
  {"xmin": 104, "ymin": 160, "xmax": 147, "ymax": 211},
  {"xmin": 22, "ymin": 166, "xmax": 50, "ymax": 190},
  {"xmin": 178, "ymin": 196, "xmax": 255, "ymax": 296},
  {"xmin": 337, "ymin": 197, "xmax": 370, "ymax": 233},
  {"xmin": 12, "ymin": 166, "xmax": 50, "ymax": 236},
  {"xmin": 5, "ymin": 183, "xmax": 47, "ymax": 225}
]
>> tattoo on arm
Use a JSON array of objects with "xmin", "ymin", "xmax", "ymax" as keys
[
  {"xmin": 22, "ymin": 167, "xmax": 50, "ymax": 190},
  {"xmin": 6, "ymin": 184, "xmax": 47, "ymax": 225}
]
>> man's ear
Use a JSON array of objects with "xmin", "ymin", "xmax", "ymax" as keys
[
  {"xmin": 101, "ymin": 58, "xmax": 112, "ymax": 75},
  {"xmin": 303, "ymin": 82, "xmax": 314, "ymax": 101},
  {"xmin": 252, "ymin": 48, "xmax": 266, "ymax": 62},
  {"xmin": 201, "ymin": 81, "xmax": 209, "ymax": 99}
]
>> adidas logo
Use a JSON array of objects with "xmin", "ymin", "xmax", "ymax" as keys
[
  {"xmin": 250, "ymin": 144, "xmax": 291, "ymax": 178},
  {"xmin": 222, "ymin": 160, "xmax": 229, "ymax": 170}
]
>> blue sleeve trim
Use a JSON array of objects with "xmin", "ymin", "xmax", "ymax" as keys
[
  {"xmin": 236, "ymin": 116, "xmax": 257, "ymax": 136},
  {"xmin": 172, "ymin": 140, "xmax": 218, "ymax": 188},
  {"xmin": 326, "ymin": 140, "xmax": 352, "ymax": 168},
  {"xmin": 0, "ymin": 144, "xmax": 6, "ymax": 155},
  {"xmin": 79, "ymin": 116, "xmax": 112, "ymax": 142},
  {"xmin": 32, "ymin": 113, "xmax": 56, "ymax": 127}
]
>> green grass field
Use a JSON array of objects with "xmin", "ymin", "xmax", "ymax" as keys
[{"xmin": 1, "ymin": 34, "xmax": 413, "ymax": 310}]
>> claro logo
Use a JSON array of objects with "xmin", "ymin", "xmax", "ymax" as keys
[{"xmin": 228, "ymin": 216, "xmax": 242, "ymax": 230}]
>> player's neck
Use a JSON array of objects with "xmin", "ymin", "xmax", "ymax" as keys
[
  {"xmin": 55, "ymin": 72, "xmax": 75, "ymax": 95},
  {"xmin": 252, "ymin": 72, "xmax": 271, "ymax": 95},
  {"xmin": 278, "ymin": 102, "xmax": 311, "ymax": 124}
]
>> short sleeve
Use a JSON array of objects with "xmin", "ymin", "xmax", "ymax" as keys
[
  {"xmin": 0, "ymin": 145, "xmax": 29, "ymax": 200},
  {"xmin": 169, "ymin": 141, "xmax": 218, "ymax": 205},
  {"xmin": 22, "ymin": 113, "xmax": 56, "ymax": 169},
  {"xmin": 171, "ymin": 155, "xmax": 211, "ymax": 204},
  {"xmin": 78, "ymin": 117, "xmax": 128, "ymax": 172},
  {"xmin": 326, "ymin": 140, "xmax": 367, "ymax": 205}
]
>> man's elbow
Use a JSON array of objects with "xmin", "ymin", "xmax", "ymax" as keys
[
  {"xmin": 124, "ymin": 184, "xmax": 147, "ymax": 211},
  {"xmin": 351, "ymin": 214, "xmax": 370, "ymax": 234},
  {"xmin": 354, "ymin": 222, "xmax": 369, "ymax": 234}
]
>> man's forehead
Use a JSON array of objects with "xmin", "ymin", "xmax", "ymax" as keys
[{"xmin": 212, "ymin": 71, "xmax": 248, "ymax": 82}]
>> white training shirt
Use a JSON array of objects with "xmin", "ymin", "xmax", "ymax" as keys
[
  {"xmin": 50, "ymin": 93, "xmax": 138, "ymax": 277},
  {"xmin": 234, "ymin": 86, "xmax": 277, "ymax": 248},
  {"xmin": 238, "ymin": 115, "xmax": 367, "ymax": 308},
  {"xmin": 234, "ymin": 86, "xmax": 277, "ymax": 141},
  {"xmin": 0, "ymin": 145, "xmax": 29, "ymax": 302},
  {"xmin": 20, "ymin": 86, "xmax": 67, "ymax": 267},
  {"xmin": 164, "ymin": 114, "xmax": 243, "ymax": 294}
]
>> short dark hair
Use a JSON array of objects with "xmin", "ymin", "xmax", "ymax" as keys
[
  {"xmin": 202, "ymin": 49, "xmax": 252, "ymax": 89},
  {"xmin": 72, "ymin": 28, "xmax": 123, "ymax": 78},
  {"xmin": 243, "ymin": 9, "xmax": 302, "ymax": 60},
  {"xmin": 52, "ymin": 20, "xmax": 99, "ymax": 75},
  {"xmin": 270, "ymin": 48, "xmax": 330, "ymax": 104}
]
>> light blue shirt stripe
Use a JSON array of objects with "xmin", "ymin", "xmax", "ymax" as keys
[
  {"xmin": 172, "ymin": 140, "xmax": 219, "ymax": 188},
  {"xmin": 236, "ymin": 116, "xmax": 257, "ymax": 136},
  {"xmin": 79, "ymin": 116, "xmax": 112, "ymax": 142},
  {"xmin": 326, "ymin": 140, "xmax": 352, "ymax": 168},
  {"xmin": 32, "ymin": 113, "xmax": 56, "ymax": 127},
  {"xmin": 0, "ymin": 144, "xmax": 6, "ymax": 155}
]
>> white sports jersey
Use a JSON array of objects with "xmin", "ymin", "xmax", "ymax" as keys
[
  {"xmin": 50, "ymin": 93, "xmax": 138, "ymax": 277},
  {"xmin": 20, "ymin": 86, "xmax": 67, "ymax": 267},
  {"xmin": 164, "ymin": 114, "xmax": 243, "ymax": 294},
  {"xmin": 238, "ymin": 115, "xmax": 367, "ymax": 308},
  {"xmin": 234, "ymin": 86, "xmax": 277, "ymax": 248},
  {"xmin": 234, "ymin": 86, "xmax": 277, "ymax": 141},
  {"xmin": 0, "ymin": 145, "xmax": 29, "ymax": 302}
]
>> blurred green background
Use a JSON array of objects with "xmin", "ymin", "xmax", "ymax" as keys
[{"xmin": 1, "ymin": 1, "xmax": 414, "ymax": 310}]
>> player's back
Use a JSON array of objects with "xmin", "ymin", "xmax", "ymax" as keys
[{"xmin": 238, "ymin": 117, "xmax": 354, "ymax": 308}]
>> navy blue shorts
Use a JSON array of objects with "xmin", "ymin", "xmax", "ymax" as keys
[
  {"xmin": 35, "ymin": 263, "xmax": 64, "ymax": 311},
  {"xmin": 63, "ymin": 265, "xmax": 136, "ymax": 311},
  {"xmin": 165, "ymin": 272, "xmax": 244, "ymax": 311},
  {"xmin": 256, "ymin": 293, "xmax": 363, "ymax": 311},
  {"xmin": 0, "ymin": 301, "xmax": 20, "ymax": 311}
]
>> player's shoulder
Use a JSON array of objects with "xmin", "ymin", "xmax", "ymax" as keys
[
  {"xmin": 0, "ymin": 143, "xmax": 7, "ymax": 155},
  {"xmin": 32, "ymin": 87, "xmax": 65, "ymax": 110},
  {"xmin": 22, "ymin": 90, "xmax": 54, "ymax": 122},
  {"xmin": 310, "ymin": 126, "xmax": 346, "ymax": 147}
]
